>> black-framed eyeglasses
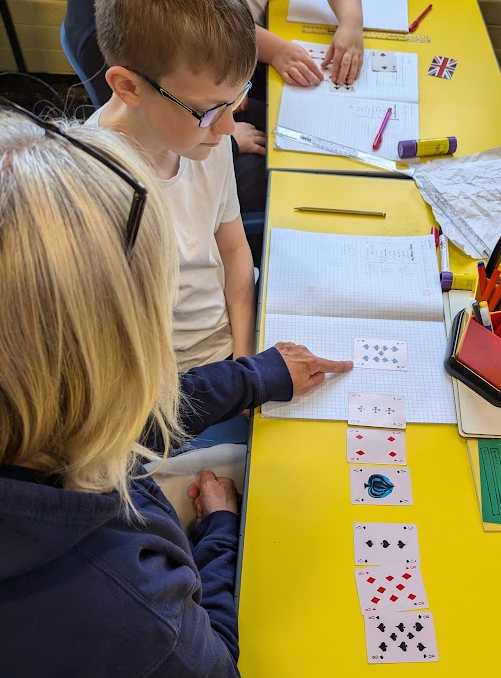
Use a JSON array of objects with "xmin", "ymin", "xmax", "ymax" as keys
[
  {"xmin": 130, "ymin": 69, "xmax": 252, "ymax": 128},
  {"xmin": 0, "ymin": 97, "xmax": 147, "ymax": 262}
]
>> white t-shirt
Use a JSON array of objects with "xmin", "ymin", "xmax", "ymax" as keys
[
  {"xmin": 86, "ymin": 108, "xmax": 240, "ymax": 371},
  {"xmin": 246, "ymin": 0, "xmax": 267, "ymax": 26}
]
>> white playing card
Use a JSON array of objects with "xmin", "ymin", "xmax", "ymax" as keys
[
  {"xmin": 354, "ymin": 523, "xmax": 420, "ymax": 566},
  {"xmin": 350, "ymin": 466, "xmax": 413, "ymax": 506},
  {"xmin": 353, "ymin": 338, "xmax": 408, "ymax": 372},
  {"xmin": 355, "ymin": 565, "xmax": 428, "ymax": 614},
  {"xmin": 371, "ymin": 50, "xmax": 397, "ymax": 72},
  {"xmin": 364, "ymin": 610, "xmax": 438, "ymax": 664},
  {"xmin": 348, "ymin": 393, "xmax": 406, "ymax": 429},
  {"xmin": 329, "ymin": 81, "xmax": 355, "ymax": 92},
  {"xmin": 347, "ymin": 428, "xmax": 406, "ymax": 465}
]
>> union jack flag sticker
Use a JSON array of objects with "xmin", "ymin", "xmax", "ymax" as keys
[{"xmin": 428, "ymin": 55, "xmax": 458, "ymax": 80}]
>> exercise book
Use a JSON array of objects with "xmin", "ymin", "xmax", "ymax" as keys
[
  {"xmin": 261, "ymin": 229, "xmax": 456, "ymax": 424},
  {"xmin": 275, "ymin": 43, "xmax": 419, "ymax": 161},
  {"xmin": 287, "ymin": 0, "xmax": 409, "ymax": 33}
]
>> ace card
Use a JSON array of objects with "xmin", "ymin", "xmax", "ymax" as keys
[
  {"xmin": 348, "ymin": 393, "xmax": 406, "ymax": 429},
  {"xmin": 350, "ymin": 466, "xmax": 413, "ymax": 506},
  {"xmin": 353, "ymin": 338, "xmax": 408, "ymax": 371},
  {"xmin": 364, "ymin": 610, "xmax": 438, "ymax": 664},
  {"xmin": 354, "ymin": 522, "xmax": 420, "ymax": 566},
  {"xmin": 355, "ymin": 565, "xmax": 429, "ymax": 614},
  {"xmin": 346, "ymin": 428, "xmax": 406, "ymax": 465},
  {"xmin": 371, "ymin": 50, "xmax": 397, "ymax": 72}
]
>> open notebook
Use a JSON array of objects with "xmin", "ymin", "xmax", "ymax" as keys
[
  {"xmin": 287, "ymin": 0, "xmax": 409, "ymax": 33},
  {"xmin": 275, "ymin": 43, "xmax": 419, "ymax": 161},
  {"xmin": 261, "ymin": 229, "xmax": 456, "ymax": 424}
]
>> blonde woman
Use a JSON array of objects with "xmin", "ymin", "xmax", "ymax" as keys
[{"xmin": 0, "ymin": 103, "xmax": 352, "ymax": 678}]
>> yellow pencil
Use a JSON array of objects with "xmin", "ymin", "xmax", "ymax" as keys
[{"xmin": 294, "ymin": 207, "xmax": 386, "ymax": 217}]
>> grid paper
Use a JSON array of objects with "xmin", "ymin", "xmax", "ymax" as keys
[
  {"xmin": 287, "ymin": 0, "xmax": 409, "ymax": 33},
  {"xmin": 262, "ymin": 230, "xmax": 456, "ymax": 424},
  {"xmin": 275, "ymin": 89, "xmax": 419, "ymax": 162}
]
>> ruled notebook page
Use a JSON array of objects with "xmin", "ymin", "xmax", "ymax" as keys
[
  {"xmin": 275, "ymin": 92, "xmax": 419, "ymax": 161},
  {"xmin": 262, "ymin": 229, "xmax": 456, "ymax": 424},
  {"xmin": 287, "ymin": 0, "xmax": 409, "ymax": 33}
]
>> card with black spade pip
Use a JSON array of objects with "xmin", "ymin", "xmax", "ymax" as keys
[
  {"xmin": 364, "ymin": 611, "xmax": 438, "ymax": 664},
  {"xmin": 354, "ymin": 522, "xmax": 420, "ymax": 566},
  {"xmin": 371, "ymin": 50, "xmax": 397, "ymax": 72}
]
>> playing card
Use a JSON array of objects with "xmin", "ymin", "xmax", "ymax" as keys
[
  {"xmin": 347, "ymin": 428, "xmax": 406, "ymax": 465},
  {"xmin": 371, "ymin": 50, "xmax": 397, "ymax": 72},
  {"xmin": 348, "ymin": 393, "xmax": 406, "ymax": 429},
  {"xmin": 354, "ymin": 523, "xmax": 420, "ymax": 566},
  {"xmin": 329, "ymin": 81, "xmax": 355, "ymax": 92},
  {"xmin": 350, "ymin": 466, "xmax": 413, "ymax": 506},
  {"xmin": 364, "ymin": 610, "xmax": 438, "ymax": 664},
  {"xmin": 353, "ymin": 338, "xmax": 408, "ymax": 371},
  {"xmin": 355, "ymin": 565, "xmax": 428, "ymax": 614}
]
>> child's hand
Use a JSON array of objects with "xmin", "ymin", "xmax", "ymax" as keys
[
  {"xmin": 233, "ymin": 122, "xmax": 266, "ymax": 155},
  {"xmin": 321, "ymin": 22, "xmax": 364, "ymax": 86},
  {"xmin": 271, "ymin": 42, "xmax": 323, "ymax": 87}
]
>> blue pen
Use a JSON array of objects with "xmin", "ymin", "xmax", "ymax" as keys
[{"xmin": 479, "ymin": 301, "xmax": 493, "ymax": 332}]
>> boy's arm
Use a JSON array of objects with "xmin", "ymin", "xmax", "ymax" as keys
[
  {"xmin": 323, "ymin": 0, "xmax": 364, "ymax": 85},
  {"xmin": 255, "ymin": 24, "xmax": 322, "ymax": 87},
  {"xmin": 215, "ymin": 216, "xmax": 256, "ymax": 360}
]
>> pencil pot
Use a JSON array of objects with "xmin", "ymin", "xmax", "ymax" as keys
[{"xmin": 444, "ymin": 309, "xmax": 501, "ymax": 406}]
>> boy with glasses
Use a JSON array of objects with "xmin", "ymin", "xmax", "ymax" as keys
[{"xmin": 91, "ymin": 0, "xmax": 258, "ymax": 372}]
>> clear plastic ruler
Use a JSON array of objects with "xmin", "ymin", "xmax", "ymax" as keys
[
  {"xmin": 302, "ymin": 25, "xmax": 431, "ymax": 43},
  {"xmin": 415, "ymin": 174, "xmax": 492, "ymax": 259},
  {"xmin": 273, "ymin": 124, "xmax": 415, "ymax": 176}
]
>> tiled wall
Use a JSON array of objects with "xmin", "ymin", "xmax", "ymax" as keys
[
  {"xmin": 0, "ymin": 0, "xmax": 72, "ymax": 73},
  {"xmin": 0, "ymin": 1, "xmax": 500, "ymax": 74}
]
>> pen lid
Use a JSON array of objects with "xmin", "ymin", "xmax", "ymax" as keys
[
  {"xmin": 447, "ymin": 136, "xmax": 458, "ymax": 154},
  {"xmin": 440, "ymin": 271, "xmax": 453, "ymax": 291}
]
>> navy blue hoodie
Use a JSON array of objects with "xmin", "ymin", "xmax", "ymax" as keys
[{"xmin": 0, "ymin": 349, "xmax": 292, "ymax": 677}]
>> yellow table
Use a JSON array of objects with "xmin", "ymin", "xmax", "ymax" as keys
[
  {"xmin": 237, "ymin": 170, "xmax": 501, "ymax": 676},
  {"xmin": 267, "ymin": 0, "xmax": 501, "ymax": 172}
]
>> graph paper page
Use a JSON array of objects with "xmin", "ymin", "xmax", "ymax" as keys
[
  {"xmin": 287, "ymin": 0, "xmax": 409, "ymax": 32},
  {"xmin": 295, "ymin": 43, "xmax": 419, "ymax": 104},
  {"xmin": 266, "ymin": 229, "xmax": 443, "ymax": 322},
  {"xmin": 275, "ymin": 87, "xmax": 419, "ymax": 161},
  {"xmin": 261, "ymin": 315, "xmax": 456, "ymax": 424}
]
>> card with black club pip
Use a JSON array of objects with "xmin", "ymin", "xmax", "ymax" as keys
[
  {"xmin": 350, "ymin": 466, "xmax": 413, "ymax": 506},
  {"xmin": 355, "ymin": 565, "xmax": 429, "ymax": 614},
  {"xmin": 353, "ymin": 338, "xmax": 408, "ymax": 371},
  {"xmin": 371, "ymin": 50, "xmax": 397, "ymax": 72},
  {"xmin": 346, "ymin": 428, "xmax": 406, "ymax": 465},
  {"xmin": 364, "ymin": 611, "xmax": 438, "ymax": 664},
  {"xmin": 348, "ymin": 393, "xmax": 406, "ymax": 429},
  {"xmin": 354, "ymin": 523, "xmax": 420, "ymax": 566}
]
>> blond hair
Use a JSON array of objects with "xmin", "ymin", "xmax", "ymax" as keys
[
  {"xmin": 0, "ymin": 110, "xmax": 181, "ymax": 509},
  {"xmin": 95, "ymin": 0, "xmax": 257, "ymax": 85}
]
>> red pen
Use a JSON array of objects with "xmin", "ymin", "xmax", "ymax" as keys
[
  {"xmin": 488, "ymin": 280, "xmax": 501, "ymax": 312},
  {"xmin": 372, "ymin": 108, "xmax": 392, "ymax": 151},
  {"xmin": 478, "ymin": 261, "xmax": 487, "ymax": 295},
  {"xmin": 409, "ymin": 4, "xmax": 433, "ymax": 32},
  {"xmin": 481, "ymin": 268, "xmax": 500, "ymax": 303},
  {"xmin": 430, "ymin": 226, "xmax": 439, "ymax": 247}
]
